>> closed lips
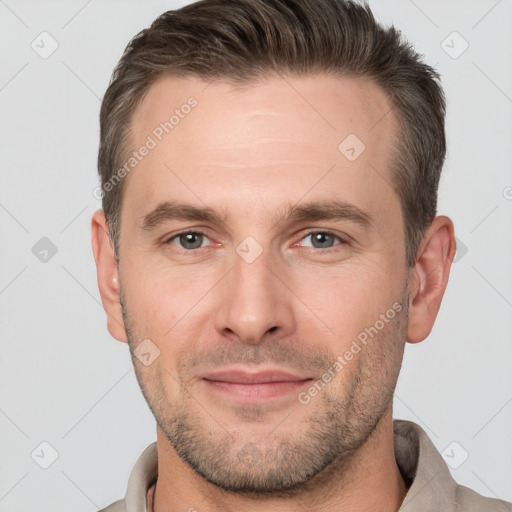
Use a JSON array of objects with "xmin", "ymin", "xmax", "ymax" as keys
[{"xmin": 201, "ymin": 370, "xmax": 312, "ymax": 384}]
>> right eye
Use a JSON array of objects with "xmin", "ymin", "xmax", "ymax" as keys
[{"xmin": 164, "ymin": 230, "xmax": 213, "ymax": 251}]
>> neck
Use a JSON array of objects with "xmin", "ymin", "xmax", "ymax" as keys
[{"xmin": 149, "ymin": 409, "xmax": 408, "ymax": 512}]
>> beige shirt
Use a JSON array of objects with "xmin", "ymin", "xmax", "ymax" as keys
[{"xmin": 99, "ymin": 419, "xmax": 511, "ymax": 511}]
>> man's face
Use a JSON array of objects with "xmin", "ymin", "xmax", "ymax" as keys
[{"xmin": 117, "ymin": 74, "xmax": 409, "ymax": 493}]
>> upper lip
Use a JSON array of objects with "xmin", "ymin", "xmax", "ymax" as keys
[{"xmin": 201, "ymin": 368, "xmax": 312, "ymax": 384}]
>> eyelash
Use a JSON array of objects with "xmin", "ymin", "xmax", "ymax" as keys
[{"xmin": 163, "ymin": 229, "xmax": 348, "ymax": 253}]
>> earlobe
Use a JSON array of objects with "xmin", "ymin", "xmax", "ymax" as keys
[
  {"xmin": 91, "ymin": 209, "xmax": 128, "ymax": 343},
  {"xmin": 406, "ymin": 216, "xmax": 457, "ymax": 344}
]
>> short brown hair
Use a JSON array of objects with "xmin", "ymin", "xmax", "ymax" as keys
[{"xmin": 98, "ymin": 0, "xmax": 446, "ymax": 267}]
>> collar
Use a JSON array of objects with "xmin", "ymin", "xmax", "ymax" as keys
[{"xmin": 394, "ymin": 419, "xmax": 457, "ymax": 510}]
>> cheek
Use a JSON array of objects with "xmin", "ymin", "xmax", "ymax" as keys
[
  {"xmin": 297, "ymin": 263, "xmax": 403, "ymax": 345},
  {"xmin": 122, "ymin": 256, "xmax": 201, "ymax": 330},
  {"xmin": 121, "ymin": 261, "xmax": 211, "ymax": 374}
]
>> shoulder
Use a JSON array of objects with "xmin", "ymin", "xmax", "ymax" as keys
[
  {"xmin": 97, "ymin": 498, "xmax": 126, "ymax": 512},
  {"xmin": 456, "ymin": 484, "xmax": 512, "ymax": 511}
]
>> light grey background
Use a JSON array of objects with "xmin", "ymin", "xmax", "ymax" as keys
[{"xmin": 0, "ymin": 0, "xmax": 511, "ymax": 510}]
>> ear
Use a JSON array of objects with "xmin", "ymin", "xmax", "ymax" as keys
[
  {"xmin": 406, "ymin": 215, "xmax": 456, "ymax": 344},
  {"xmin": 91, "ymin": 209, "xmax": 127, "ymax": 343}
]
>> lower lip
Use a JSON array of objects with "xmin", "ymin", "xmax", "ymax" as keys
[{"xmin": 202, "ymin": 379, "xmax": 313, "ymax": 401}]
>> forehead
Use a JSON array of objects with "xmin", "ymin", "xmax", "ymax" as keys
[
  {"xmin": 123, "ymin": 73, "xmax": 400, "ymax": 225},
  {"xmin": 131, "ymin": 73, "xmax": 395, "ymax": 145}
]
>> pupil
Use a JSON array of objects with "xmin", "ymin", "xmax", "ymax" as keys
[
  {"xmin": 313, "ymin": 233, "xmax": 333, "ymax": 248},
  {"xmin": 181, "ymin": 233, "xmax": 202, "ymax": 249}
]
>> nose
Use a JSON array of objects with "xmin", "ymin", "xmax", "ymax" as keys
[{"xmin": 214, "ymin": 242, "xmax": 296, "ymax": 345}]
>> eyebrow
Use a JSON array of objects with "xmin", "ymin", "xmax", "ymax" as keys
[{"xmin": 140, "ymin": 199, "xmax": 373, "ymax": 231}]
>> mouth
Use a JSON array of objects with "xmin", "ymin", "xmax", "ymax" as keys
[{"xmin": 200, "ymin": 368, "xmax": 314, "ymax": 402}]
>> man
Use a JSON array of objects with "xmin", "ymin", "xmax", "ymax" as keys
[{"xmin": 91, "ymin": 0, "xmax": 511, "ymax": 510}]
